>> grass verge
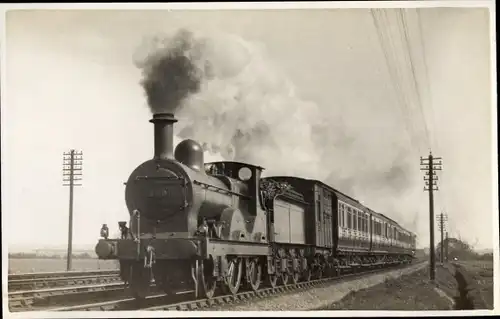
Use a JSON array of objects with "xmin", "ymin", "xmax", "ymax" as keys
[
  {"xmin": 317, "ymin": 266, "xmax": 454, "ymax": 310},
  {"xmin": 452, "ymin": 260, "xmax": 494, "ymax": 309}
]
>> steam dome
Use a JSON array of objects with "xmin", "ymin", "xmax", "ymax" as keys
[{"xmin": 174, "ymin": 139, "xmax": 204, "ymax": 171}]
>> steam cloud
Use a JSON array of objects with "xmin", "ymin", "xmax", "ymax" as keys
[
  {"xmin": 134, "ymin": 28, "xmax": 419, "ymax": 224},
  {"xmin": 134, "ymin": 29, "xmax": 210, "ymax": 114}
]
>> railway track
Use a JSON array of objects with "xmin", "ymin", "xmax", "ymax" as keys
[
  {"xmin": 8, "ymin": 269, "xmax": 120, "ymax": 291},
  {"xmin": 42, "ymin": 261, "xmax": 425, "ymax": 312},
  {"xmin": 8, "ymin": 269, "xmax": 121, "ymax": 311},
  {"xmin": 8, "ymin": 269, "xmax": 119, "ymax": 281},
  {"xmin": 8, "ymin": 282, "xmax": 130, "ymax": 311}
]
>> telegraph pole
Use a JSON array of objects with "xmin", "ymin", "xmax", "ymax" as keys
[
  {"xmin": 63, "ymin": 150, "xmax": 83, "ymax": 271},
  {"xmin": 420, "ymin": 152, "xmax": 442, "ymax": 280},
  {"xmin": 445, "ymin": 231, "xmax": 449, "ymax": 262},
  {"xmin": 437, "ymin": 212, "xmax": 447, "ymax": 264}
]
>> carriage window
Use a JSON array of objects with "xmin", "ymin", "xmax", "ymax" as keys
[
  {"xmin": 347, "ymin": 208, "xmax": 352, "ymax": 228},
  {"xmin": 341, "ymin": 205, "xmax": 344, "ymax": 227},
  {"xmin": 353, "ymin": 211, "xmax": 358, "ymax": 230},
  {"xmin": 338, "ymin": 206, "xmax": 342, "ymax": 228},
  {"xmin": 339, "ymin": 204, "xmax": 342, "ymax": 227}
]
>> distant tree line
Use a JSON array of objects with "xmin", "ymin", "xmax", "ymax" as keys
[
  {"xmin": 9, "ymin": 252, "xmax": 96, "ymax": 259},
  {"xmin": 436, "ymin": 238, "xmax": 493, "ymax": 261}
]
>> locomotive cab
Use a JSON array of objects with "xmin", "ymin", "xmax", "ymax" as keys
[{"xmin": 204, "ymin": 161, "xmax": 264, "ymax": 216}]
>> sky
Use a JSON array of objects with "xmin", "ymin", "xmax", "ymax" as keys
[{"xmin": 2, "ymin": 5, "xmax": 496, "ymax": 251}]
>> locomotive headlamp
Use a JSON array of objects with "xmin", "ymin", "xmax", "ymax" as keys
[{"xmin": 100, "ymin": 224, "xmax": 109, "ymax": 240}]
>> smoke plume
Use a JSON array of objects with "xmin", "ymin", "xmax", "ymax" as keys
[
  {"xmin": 134, "ymin": 28, "xmax": 419, "ymax": 221},
  {"xmin": 134, "ymin": 29, "xmax": 211, "ymax": 114}
]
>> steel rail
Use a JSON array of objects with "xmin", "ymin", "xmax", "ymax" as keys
[
  {"xmin": 8, "ymin": 282, "xmax": 127, "ymax": 311},
  {"xmin": 8, "ymin": 269, "xmax": 119, "ymax": 281},
  {"xmin": 9, "ymin": 274, "xmax": 121, "ymax": 291}
]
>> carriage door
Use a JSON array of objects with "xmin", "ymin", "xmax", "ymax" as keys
[{"xmin": 315, "ymin": 187, "xmax": 323, "ymax": 247}]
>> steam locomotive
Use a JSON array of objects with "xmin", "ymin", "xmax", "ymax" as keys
[{"xmin": 95, "ymin": 112, "xmax": 417, "ymax": 299}]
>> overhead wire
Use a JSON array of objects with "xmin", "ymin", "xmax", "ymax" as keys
[
  {"xmin": 370, "ymin": 9, "xmax": 421, "ymax": 154},
  {"xmin": 388, "ymin": 9, "xmax": 426, "ymax": 155},
  {"xmin": 372, "ymin": 8, "xmax": 459, "ymax": 245},
  {"xmin": 416, "ymin": 8, "xmax": 440, "ymax": 153},
  {"xmin": 371, "ymin": 8, "xmax": 426, "ymax": 239},
  {"xmin": 381, "ymin": 9, "xmax": 423, "ymax": 155},
  {"xmin": 415, "ymin": 8, "xmax": 456, "ymax": 240},
  {"xmin": 398, "ymin": 8, "xmax": 432, "ymax": 152},
  {"xmin": 400, "ymin": 8, "xmax": 456, "ymax": 242}
]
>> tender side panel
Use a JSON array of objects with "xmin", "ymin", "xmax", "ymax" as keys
[
  {"xmin": 273, "ymin": 198, "xmax": 306, "ymax": 245},
  {"xmin": 290, "ymin": 202, "xmax": 306, "ymax": 244},
  {"xmin": 273, "ymin": 199, "xmax": 291, "ymax": 244}
]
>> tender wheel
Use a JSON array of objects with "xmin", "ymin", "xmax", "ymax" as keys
[
  {"xmin": 246, "ymin": 258, "xmax": 262, "ymax": 291},
  {"xmin": 280, "ymin": 272, "xmax": 289, "ymax": 286},
  {"xmin": 267, "ymin": 273, "xmax": 278, "ymax": 288},
  {"xmin": 313, "ymin": 266, "xmax": 324, "ymax": 279},
  {"xmin": 222, "ymin": 257, "xmax": 242, "ymax": 295},
  {"xmin": 302, "ymin": 268, "xmax": 312, "ymax": 282}
]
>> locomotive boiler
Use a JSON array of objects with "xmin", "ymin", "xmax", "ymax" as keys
[{"xmin": 95, "ymin": 112, "xmax": 274, "ymax": 299}]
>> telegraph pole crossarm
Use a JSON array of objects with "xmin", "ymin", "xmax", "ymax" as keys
[{"xmin": 62, "ymin": 149, "xmax": 83, "ymax": 271}]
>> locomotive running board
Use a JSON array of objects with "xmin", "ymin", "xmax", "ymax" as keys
[{"xmin": 201, "ymin": 238, "xmax": 271, "ymax": 258}]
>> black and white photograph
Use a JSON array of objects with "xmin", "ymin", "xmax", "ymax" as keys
[{"xmin": 1, "ymin": 1, "xmax": 498, "ymax": 317}]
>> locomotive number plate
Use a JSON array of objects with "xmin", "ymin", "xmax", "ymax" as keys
[{"xmin": 148, "ymin": 188, "xmax": 169, "ymax": 199}]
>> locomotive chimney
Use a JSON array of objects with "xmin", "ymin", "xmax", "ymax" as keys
[{"xmin": 150, "ymin": 113, "xmax": 178, "ymax": 160}]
